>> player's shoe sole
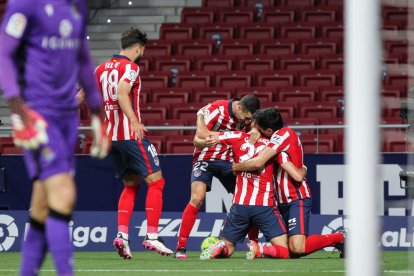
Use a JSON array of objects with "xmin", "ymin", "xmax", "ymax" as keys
[
  {"xmin": 113, "ymin": 239, "xmax": 132, "ymax": 260},
  {"xmin": 246, "ymin": 241, "xmax": 261, "ymax": 260},
  {"xmin": 174, "ymin": 247, "xmax": 188, "ymax": 259},
  {"xmin": 200, "ymin": 240, "xmax": 225, "ymax": 260}
]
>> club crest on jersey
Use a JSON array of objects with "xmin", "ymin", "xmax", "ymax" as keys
[
  {"xmin": 193, "ymin": 170, "xmax": 202, "ymax": 177},
  {"xmin": 59, "ymin": 19, "xmax": 73, "ymax": 38},
  {"xmin": 41, "ymin": 147, "xmax": 55, "ymax": 162},
  {"xmin": 5, "ymin": 13, "xmax": 27, "ymax": 39},
  {"xmin": 44, "ymin": 4, "xmax": 54, "ymax": 17},
  {"xmin": 154, "ymin": 156, "xmax": 160, "ymax": 167},
  {"xmin": 129, "ymin": 70, "xmax": 137, "ymax": 80}
]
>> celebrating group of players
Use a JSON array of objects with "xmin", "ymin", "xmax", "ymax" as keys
[{"xmin": 0, "ymin": 1, "xmax": 345, "ymax": 274}]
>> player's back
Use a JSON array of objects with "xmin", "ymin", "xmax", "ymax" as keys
[
  {"xmin": 219, "ymin": 131, "xmax": 275, "ymax": 206},
  {"xmin": 1, "ymin": 0, "xmax": 88, "ymax": 112},
  {"xmin": 270, "ymin": 127, "xmax": 304, "ymax": 168},
  {"xmin": 95, "ymin": 55, "xmax": 141, "ymax": 141}
]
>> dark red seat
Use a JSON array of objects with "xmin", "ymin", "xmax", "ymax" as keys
[
  {"xmin": 195, "ymin": 56, "xmax": 234, "ymax": 72},
  {"xmin": 255, "ymin": 70, "xmax": 297, "ymax": 87},
  {"xmin": 160, "ymin": 23, "xmax": 194, "ymax": 40},
  {"xmin": 165, "ymin": 136, "xmax": 196, "ymax": 154},
  {"xmin": 219, "ymin": 39, "xmax": 256, "ymax": 55},
  {"xmin": 237, "ymin": 55, "xmax": 276, "ymax": 71},
  {"xmin": 218, "ymin": 8, "xmax": 255, "ymax": 24},
  {"xmin": 140, "ymin": 72, "xmax": 170, "ymax": 89},
  {"xmin": 154, "ymin": 56, "xmax": 192, "ymax": 72},
  {"xmin": 215, "ymin": 72, "xmax": 253, "ymax": 88},
  {"xmin": 176, "ymin": 72, "xmax": 212, "ymax": 88},
  {"xmin": 151, "ymin": 88, "xmax": 192, "ymax": 104},
  {"xmin": 181, "ymin": 7, "xmax": 215, "ymax": 24},
  {"xmin": 235, "ymin": 87, "xmax": 275, "ymax": 102},
  {"xmin": 258, "ymin": 39, "xmax": 297, "ymax": 55},
  {"xmin": 239, "ymin": 23, "xmax": 276, "ymax": 39},
  {"xmin": 177, "ymin": 40, "xmax": 215, "ymax": 56}
]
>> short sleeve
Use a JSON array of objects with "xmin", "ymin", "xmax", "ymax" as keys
[
  {"xmin": 0, "ymin": 0, "xmax": 31, "ymax": 41},
  {"xmin": 277, "ymin": 152, "xmax": 291, "ymax": 164},
  {"xmin": 120, "ymin": 63, "xmax": 139, "ymax": 86}
]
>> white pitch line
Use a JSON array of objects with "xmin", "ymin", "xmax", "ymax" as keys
[{"xmin": 0, "ymin": 269, "xmax": 413, "ymax": 273}]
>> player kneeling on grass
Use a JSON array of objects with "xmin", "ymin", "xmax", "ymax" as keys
[{"xmin": 194, "ymin": 128, "xmax": 307, "ymax": 260}]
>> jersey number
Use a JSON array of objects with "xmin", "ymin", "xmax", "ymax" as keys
[
  {"xmin": 100, "ymin": 70, "xmax": 119, "ymax": 102},
  {"xmin": 193, "ymin": 161, "xmax": 208, "ymax": 172}
]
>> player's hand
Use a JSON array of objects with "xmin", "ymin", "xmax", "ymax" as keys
[
  {"xmin": 131, "ymin": 120, "xmax": 147, "ymax": 140},
  {"xmin": 10, "ymin": 105, "xmax": 48, "ymax": 150},
  {"xmin": 90, "ymin": 114, "xmax": 111, "ymax": 159},
  {"xmin": 204, "ymin": 133, "xmax": 218, "ymax": 147},
  {"xmin": 231, "ymin": 162, "xmax": 238, "ymax": 175},
  {"xmin": 248, "ymin": 128, "xmax": 261, "ymax": 144}
]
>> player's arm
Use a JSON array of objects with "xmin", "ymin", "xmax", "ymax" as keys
[
  {"xmin": 232, "ymin": 146, "xmax": 277, "ymax": 172},
  {"xmin": 280, "ymin": 161, "xmax": 307, "ymax": 182},
  {"xmin": 193, "ymin": 131, "xmax": 220, "ymax": 148}
]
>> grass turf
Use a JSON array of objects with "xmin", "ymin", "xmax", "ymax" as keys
[{"xmin": 0, "ymin": 251, "xmax": 412, "ymax": 275}]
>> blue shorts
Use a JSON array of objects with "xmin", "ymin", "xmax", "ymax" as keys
[
  {"xmin": 110, "ymin": 138, "xmax": 161, "ymax": 179},
  {"xmin": 190, "ymin": 160, "xmax": 236, "ymax": 193},
  {"xmin": 23, "ymin": 111, "xmax": 79, "ymax": 181},
  {"xmin": 222, "ymin": 204, "xmax": 287, "ymax": 244},
  {"xmin": 278, "ymin": 198, "xmax": 312, "ymax": 236}
]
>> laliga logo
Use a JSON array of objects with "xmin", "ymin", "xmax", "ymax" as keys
[
  {"xmin": 321, "ymin": 217, "xmax": 348, "ymax": 251},
  {"xmin": 0, "ymin": 214, "xmax": 19, "ymax": 252}
]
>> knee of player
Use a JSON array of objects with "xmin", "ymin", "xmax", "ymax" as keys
[
  {"xmin": 189, "ymin": 194, "xmax": 204, "ymax": 208},
  {"xmin": 288, "ymin": 241, "xmax": 305, "ymax": 255}
]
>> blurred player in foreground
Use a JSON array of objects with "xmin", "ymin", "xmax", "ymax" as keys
[
  {"xmin": 94, "ymin": 28, "xmax": 172, "ymax": 259},
  {"xmin": 0, "ymin": 0, "xmax": 110, "ymax": 274},
  {"xmin": 195, "ymin": 121, "xmax": 306, "ymax": 260},
  {"xmin": 175, "ymin": 95, "xmax": 260, "ymax": 259},
  {"xmin": 233, "ymin": 108, "xmax": 346, "ymax": 258}
]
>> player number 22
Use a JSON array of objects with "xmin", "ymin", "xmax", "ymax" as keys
[{"xmin": 193, "ymin": 161, "xmax": 208, "ymax": 172}]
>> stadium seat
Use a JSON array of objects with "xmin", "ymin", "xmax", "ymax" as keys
[
  {"xmin": 154, "ymin": 56, "xmax": 192, "ymax": 72},
  {"xmin": 280, "ymin": 0, "xmax": 316, "ymax": 7},
  {"xmin": 300, "ymin": 8, "xmax": 337, "ymax": 23},
  {"xmin": 176, "ymin": 72, "xmax": 212, "ymax": 88},
  {"xmin": 382, "ymin": 7, "xmax": 408, "ymax": 23},
  {"xmin": 237, "ymin": 55, "xmax": 276, "ymax": 71},
  {"xmin": 165, "ymin": 136, "xmax": 195, "ymax": 154},
  {"xmin": 299, "ymin": 134, "xmax": 337, "ymax": 153},
  {"xmin": 319, "ymin": 0, "xmax": 343, "ymax": 5},
  {"xmin": 385, "ymin": 71, "xmax": 408, "ymax": 90},
  {"xmin": 261, "ymin": 101, "xmax": 297, "ymax": 118},
  {"xmin": 171, "ymin": 104, "xmax": 206, "ymax": 121},
  {"xmin": 194, "ymin": 90, "xmax": 234, "ymax": 104},
  {"xmin": 194, "ymin": 56, "xmax": 234, "ymax": 72},
  {"xmin": 382, "ymin": 130, "xmax": 410, "ymax": 152},
  {"xmin": 284, "ymin": 118, "xmax": 318, "ymax": 135},
  {"xmin": 139, "ymin": 104, "xmax": 169, "ymax": 121},
  {"xmin": 320, "ymin": 54, "xmax": 344, "ymax": 70},
  {"xmin": 215, "ymin": 72, "xmax": 253, "ymax": 88},
  {"xmin": 239, "ymin": 24, "xmax": 276, "ymax": 39},
  {"xmin": 321, "ymin": 23, "xmax": 344, "ymax": 38},
  {"xmin": 218, "ymin": 8, "xmax": 255, "ymax": 24},
  {"xmin": 263, "ymin": 8, "xmax": 296, "ymax": 24},
  {"xmin": 203, "ymin": 0, "xmax": 236, "ymax": 8},
  {"xmin": 278, "ymin": 86, "xmax": 318, "ymax": 102},
  {"xmin": 380, "ymin": 117, "xmax": 405, "ymax": 125},
  {"xmin": 177, "ymin": 40, "xmax": 215, "ymax": 56},
  {"xmin": 383, "ymin": 53, "xmax": 401, "ymax": 65},
  {"xmin": 242, "ymin": 0, "xmax": 275, "ymax": 7},
  {"xmin": 147, "ymin": 136, "xmax": 165, "ymax": 154},
  {"xmin": 299, "ymin": 70, "xmax": 338, "ymax": 86},
  {"xmin": 384, "ymin": 40, "xmax": 409, "ymax": 55},
  {"xmin": 137, "ymin": 57, "xmax": 151, "ymax": 71},
  {"xmin": 144, "ymin": 40, "xmax": 174, "ymax": 57},
  {"xmin": 181, "ymin": 7, "xmax": 215, "ymax": 24},
  {"xmin": 256, "ymin": 70, "xmax": 297, "ymax": 87},
  {"xmin": 319, "ymin": 86, "xmax": 344, "ymax": 101},
  {"xmin": 299, "ymin": 102, "xmax": 340, "ymax": 119},
  {"xmin": 0, "ymin": 137, "xmax": 15, "ymax": 154},
  {"xmin": 219, "ymin": 40, "xmax": 256, "ymax": 55},
  {"xmin": 139, "ymin": 90, "xmax": 149, "ymax": 103},
  {"xmin": 160, "ymin": 23, "xmax": 194, "ymax": 40},
  {"xmin": 258, "ymin": 39, "xmax": 297, "ymax": 55},
  {"xmin": 151, "ymin": 89, "xmax": 191, "ymax": 104},
  {"xmin": 280, "ymin": 23, "xmax": 318, "ymax": 39},
  {"xmin": 279, "ymin": 55, "xmax": 318, "ymax": 70},
  {"xmin": 300, "ymin": 38, "xmax": 341, "ymax": 54},
  {"xmin": 381, "ymin": 85, "xmax": 402, "ymax": 99},
  {"xmin": 199, "ymin": 23, "xmax": 235, "ymax": 39},
  {"xmin": 140, "ymin": 72, "xmax": 169, "ymax": 89},
  {"xmin": 235, "ymin": 87, "xmax": 275, "ymax": 102},
  {"xmin": 145, "ymin": 120, "xmax": 187, "ymax": 137}
]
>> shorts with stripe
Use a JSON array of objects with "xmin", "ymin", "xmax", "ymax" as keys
[
  {"xmin": 278, "ymin": 198, "xmax": 312, "ymax": 237},
  {"xmin": 222, "ymin": 204, "xmax": 287, "ymax": 244},
  {"xmin": 110, "ymin": 138, "xmax": 161, "ymax": 179},
  {"xmin": 190, "ymin": 160, "xmax": 236, "ymax": 193}
]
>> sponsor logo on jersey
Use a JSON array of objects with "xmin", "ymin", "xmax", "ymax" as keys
[
  {"xmin": 5, "ymin": 13, "xmax": 27, "ymax": 39},
  {"xmin": 59, "ymin": 19, "xmax": 73, "ymax": 37},
  {"xmin": 45, "ymin": 4, "xmax": 54, "ymax": 17}
]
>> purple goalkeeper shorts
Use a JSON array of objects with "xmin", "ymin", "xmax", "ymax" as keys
[{"xmin": 23, "ymin": 111, "xmax": 79, "ymax": 181}]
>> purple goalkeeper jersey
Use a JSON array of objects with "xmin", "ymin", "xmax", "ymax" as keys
[{"xmin": 0, "ymin": 0, "xmax": 101, "ymax": 113}]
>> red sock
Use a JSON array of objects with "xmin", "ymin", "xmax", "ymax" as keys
[
  {"xmin": 262, "ymin": 245, "xmax": 289, "ymax": 259},
  {"xmin": 146, "ymin": 178, "xmax": 165, "ymax": 234},
  {"xmin": 177, "ymin": 203, "xmax": 200, "ymax": 249},
  {"xmin": 248, "ymin": 224, "xmax": 259, "ymax": 243},
  {"xmin": 118, "ymin": 186, "xmax": 138, "ymax": 234},
  {"xmin": 221, "ymin": 246, "xmax": 230, "ymax": 258},
  {"xmin": 304, "ymin": 233, "xmax": 344, "ymax": 255}
]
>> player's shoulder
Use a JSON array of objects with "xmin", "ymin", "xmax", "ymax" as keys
[{"xmin": 210, "ymin": 99, "xmax": 229, "ymax": 107}]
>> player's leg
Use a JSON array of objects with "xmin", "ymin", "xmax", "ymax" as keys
[
  {"xmin": 248, "ymin": 206, "xmax": 289, "ymax": 259},
  {"xmin": 114, "ymin": 174, "xmax": 140, "ymax": 259},
  {"xmin": 200, "ymin": 238, "xmax": 235, "ymax": 260},
  {"xmin": 128, "ymin": 138, "xmax": 172, "ymax": 255},
  {"xmin": 176, "ymin": 161, "xmax": 213, "ymax": 258},
  {"xmin": 20, "ymin": 180, "xmax": 48, "ymax": 275}
]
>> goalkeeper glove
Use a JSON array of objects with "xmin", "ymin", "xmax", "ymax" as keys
[
  {"xmin": 90, "ymin": 114, "xmax": 111, "ymax": 159},
  {"xmin": 10, "ymin": 105, "xmax": 48, "ymax": 150}
]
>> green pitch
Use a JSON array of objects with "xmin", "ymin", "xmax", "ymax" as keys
[{"xmin": 0, "ymin": 251, "xmax": 412, "ymax": 275}]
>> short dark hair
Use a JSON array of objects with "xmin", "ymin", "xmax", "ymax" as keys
[
  {"xmin": 121, "ymin": 28, "xmax": 148, "ymax": 49},
  {"xmin": 238, "ymin": 94, "xmax": 260, "ymax": 114},
  {"xmin": 253, "ymin": 107, "xmax": 284, "ymax": 132}
]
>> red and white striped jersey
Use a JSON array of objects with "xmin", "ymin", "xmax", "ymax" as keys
[
  {"xmin": 194, "ymin": 99, "xmax": 243, "ymax": 162},
  {"xmin": 95, "ymin": 54, "xmax": 141, "ymax": 141},
  {"xmin": 268, "ymin": 127, "xmax": 312, "ymax": 203},
  {"xmin": 219, "ymin": 131, "xmax": 275, "ymax": 207}
]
